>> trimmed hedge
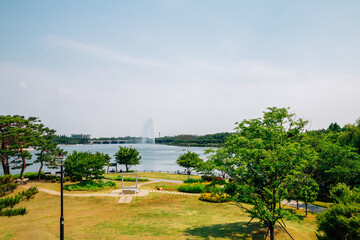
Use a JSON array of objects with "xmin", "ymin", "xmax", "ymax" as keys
[{"xmin": 178, "ymin": 183, "xmax": 206, "ymax": 193}]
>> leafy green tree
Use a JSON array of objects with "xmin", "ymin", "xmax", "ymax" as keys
[
  {"xmin": 0, "ymin": 175, "xmax": 38, "ymax": 216},
  {"xmin": 114, "ymin": 146, "xmax": 141, "ymax": 172},
  {"xmin": 338, "ymin": 118, "xmax": 360, "ymax": 154},
  {"xmin": 32, "ymin": 125, "xmax": 64, "ymax": 181},
  {"xmin": 176, "ymin": 151, "xmax": 203, "ymax": 175},
  {"xmin": 0, "ymin": 115, "xmax": 42, "ymax": 179},
  {"xmin": 316, "ymin": 183, "xmax": 360, "ymax": 240},
  {"xmin": 298, "ymin": 178, "xmax": 319, "ymax": 215},
  {"xmin": 303, "ymin": 132, "xmax": 360, "ymax": 197},
  {"xmin": 64, "ymin": 151, "xmax": 110, "ymax": 182},
  {"xmin": 221, "ymin": 107, "xmax": 317, "ymax": 240},
  {"xmin": 198, "ymin": 148, "xmax": 235, "ymax": 178},
  {"xmin": 328, "ymin": 122, "xmax": 342, "ymax": 132}
]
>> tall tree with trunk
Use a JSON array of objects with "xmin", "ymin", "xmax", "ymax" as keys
[
  {"xmin": 33, "ymin": 125, "xmax": 63, "ymax": 181},
  {"xmin": 114, "ymin": 146, "xmax": 141, "ymax": 172},
  {"xmin": 0, "ymin": 115, "xmax": 55, "ymax": 179},
  {"xmin": 0, "ymin": 115, "xmax": 40, "ymax": 178},
  {"xmin": 222, "ymin": 107, "xmax": 317, "ymax": 240},
  {"xmin": 298, "ymin": 177, "xmax": 319, "ymax": 215},
  {"xmin": 176, "ymin": 151, "xmax": 203, "ymax": 175}
]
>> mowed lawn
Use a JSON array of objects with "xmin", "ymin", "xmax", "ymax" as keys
[{"xmin": 1, "ymin": 181, "xmax": 318, "ymax": 240}]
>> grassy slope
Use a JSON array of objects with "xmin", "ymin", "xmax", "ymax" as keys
[{"xmin": 0, "ymin": 184, "xmax": 317, "ymax": 240}]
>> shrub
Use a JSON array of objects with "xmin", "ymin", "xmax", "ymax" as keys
[
  {"xmin": 178, "ymin": 183, "xmax": 206, "ymax": 193},
  {"xmin": 113, "ymin": 176, "xmax": 148, "ymax": 181},
  {"xmin": 63, "ymin": 180, "xmax": 116, "ymax": 191},
  {"xmin": 183, "ymin": 178, "xmax": 204, "ymax": 184},
  {"xmin": 13, "ymin": 172, "xmax": 46, "ymax": 180},
  {"xmin": 199, "ymin": 193, "xmax": 231, "ymax": 203},
  {"xmin": 316, "ymin": 184, "xmax": 360, "ymax": 240},
  {"xmin": 204, "ymin": 184, "xmax": 223, "ymax": 193},
  {"xmin": 201, "ymin": 175, "xmax": 214, "ymax": 182}
]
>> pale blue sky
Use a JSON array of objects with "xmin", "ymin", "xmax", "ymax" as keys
[{"xmin": 1, "ymin": 1, "xmax": 359, "ymax": 137}]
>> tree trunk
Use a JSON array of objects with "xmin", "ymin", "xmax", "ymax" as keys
[
  {"xmin": 296, "ymin": 199, "xmax": 299, "ymax": 210},
  {"xmin": 305, "ymin": 202, "xmax": 308, "ymax": 215},
  {"xmin": 1, "ymin": 155, "xmax": 9, "ymax": 175},
  {"xmin": 126, "ymin": 165, "xmax": 129, "ymax": 172},
  {"xmin": 20, "ymin": 149, "xmax": 26, "ymax": 180},
  {"xmin": 1, "ymin": 151, "xmax": 10, "ymax": 175},
  {"xmin": 37, "ymin": 161, "xmax": 44, "ymax": 181},
  {"xmin": 269, "ymin": 225, "xmax": 275, "ymax": 240}
]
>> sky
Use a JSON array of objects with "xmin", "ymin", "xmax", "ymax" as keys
[{"xmin": 0, "ymin": 1, "xmax": 359, "ymax": 138}]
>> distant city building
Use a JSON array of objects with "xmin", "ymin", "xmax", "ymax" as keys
[{"xmin": 71, "ymin": 134, "xmax": 91, "ymax": 139}]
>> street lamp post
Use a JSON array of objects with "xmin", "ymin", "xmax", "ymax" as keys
[{"xmin": 56, "ymin": 153, "xmax": 65, "ymax": 240}]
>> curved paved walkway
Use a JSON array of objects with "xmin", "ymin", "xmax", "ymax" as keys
[{"xmin": 281, "ymin": 200, "xmax": 326, "ymax": 213}]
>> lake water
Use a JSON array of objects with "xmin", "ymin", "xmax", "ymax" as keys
[{"xmin": 0, "ymin": 144, "xmax": 211, "ymax": 175}]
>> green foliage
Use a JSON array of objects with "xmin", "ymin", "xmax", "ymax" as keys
[
  {"xmin": 199, "ymin": 193, "xmax": 231, "ymax": 203},
  {"xmin": 54, "ymin": 135, "xmax": 90, "ymax": 145},
  {"xmin": 0, "ymin": 115, "xmax": 40, "ymax": 177},
  {"xmin": 183, "ymin": 178, "xmax": 204, "ymax": 184},
  {"xmin": 34, "ymin": 127, "xmax": 65, "ymax": 180},
  {"xmin": 316, "ymin": 183, "xmax": 360, "ymax": 240},
  {"xmin": 198, "ymin": 148, "xmax": 234, "ymax": 178},
  {"xmin": 219, "ymin": 107, "xmax": 317, "ymax": 239},
  {"xmin": 0, "ymin": 175, "xmax": 17, "ymax": 197},
  {"xmin": 0, "ymin": 115, "xmax": 59, "ymax": 180},
  {"xmin": 64, "ymin": 151, "xmax": 110, "ymax": 182},
  {"xmin": 303, "ymin": 131, "xmax": 360, "ymax": 198},
  {"xmin": 111, "ymin": 176, "xmax": 148, "ymax": 181},
  {"xmin": 298, "ymin": 178, "xmax": 319, "ymax": 215},
  {"xmin": 114, "ymin": 146, "xmax": 141, "ymax": 172},
  {"xmin": 63, "ymin": 180, "xmax": 116, "ymax": 191},
  {"xmin": 338, "ymin": 119, "xmax": 360, "ymax": 154},
  {"xmin": 0, "ymin": 182, "xmax": 38, "ymax": 217},
  {"xmin": 156, "ymin": 132, "xmax": 232, "ymax": 147},
  {"xmin": 178, "ymin": 183, "xmax": 206, "ymax": 193},
  {"xmin": 176, "ymin": 151, "xmax": 203, "ymax": 175}
]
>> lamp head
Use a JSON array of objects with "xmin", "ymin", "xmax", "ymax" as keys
[{"xmin": 56, "ymin": 152, "xmax": 65, "ymax": 166}]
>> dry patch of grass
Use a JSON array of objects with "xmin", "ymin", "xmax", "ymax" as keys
[{"xmin": 140, "ymin": 182, "xmax": 181, "ymax": 191}]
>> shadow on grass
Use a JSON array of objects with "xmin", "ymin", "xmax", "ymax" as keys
[
  {"xmin": 285, "ymin": 208, "xmax": 306, "ymax": 221},
  {"xmin": 184, "ymin": 221, "xmax": 267, "ymax": 240}
]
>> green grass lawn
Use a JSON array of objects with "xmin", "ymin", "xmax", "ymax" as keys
[
  {"xmin": 0, "ymin": 181, "xmax": 318, "ymax": 240},
  {"xmin": 312, "ymin": 201, "xmax": 333, "ymax": 208}
]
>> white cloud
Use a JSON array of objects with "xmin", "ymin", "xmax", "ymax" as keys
[
  {"xmin": 19, "ymin": 81, "xmax": 28, "ymax": 88},
  {"xmin": 58, "ymin": 88, "xmax": 73, "ymax": 95}
]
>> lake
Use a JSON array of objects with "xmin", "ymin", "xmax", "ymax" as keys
[{"xmin": 0, "ymin": 144, "xmax": 212, "ymax": 175}]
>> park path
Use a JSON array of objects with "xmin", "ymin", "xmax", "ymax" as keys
[
  {"xmin": 281, "ymin": 200, "xmax": 326, "ymax": 213},
  {"xmin": 23, "ymin": 180, "xmax": 327, "ymax": 212}
]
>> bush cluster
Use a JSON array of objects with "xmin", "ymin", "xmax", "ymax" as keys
[
  {"xmin": 178, "ymin": 183, "xmax": 206, "ymax": 193},
  {"xmin": 199, "ymin": 193, "xmax": 231, "ymax": 203},
  {"xmin": 183, "ymin": 178, "xmax": 204, "ymax": 184},
  {"xmin": 63, "ymin": 180, "xmax": 116, "ymax": 191},
  {"xmin": 12, "ymin": 172, "xmax": 71, "ymax": 182}
]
